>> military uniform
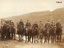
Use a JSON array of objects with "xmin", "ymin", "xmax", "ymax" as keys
[
  {"xmin": 50, "ymin": 21, "xmax": 56, "ymax": 43},
  {"xmin": 32, "ymin": 22, "xmax": 38, "ymax": 43},
  {"xmin": 44, "ymin": 21, "xmax": 50, "ymax": 43},
  {"xmin": 25, "ymin": 21, "xmax": 31, "ymax": 42},
  {"xmin": 38, "ymin": 21, "xmax": 43, "ymax": 43},
  {"xmin": 17, "ymin": 20, "xmax": 24, "ymax": 41},
  {"xmin": 56, "ymin": 21, "xmax": 63, "ymax": 42}
]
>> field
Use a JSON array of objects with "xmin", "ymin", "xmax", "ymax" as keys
[
  {"xmin": 0, "ymin": 40, "xmax": 64, "ymax": 48},
  {"xmin": 0, "ymin": 8, "xmax": 64, "ymax": 48},
  {"xmin": 0, "ymin": 35, "xmax": 64, "ymax": 48}
]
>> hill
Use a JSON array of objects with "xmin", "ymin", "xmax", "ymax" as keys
[
  {"xmin": 1, "ymin": 8, "xmax": 64, "ymax": 31},
  {"xmin": 4, "ymin": 10, "xmax": 51, "ymax": 24}
]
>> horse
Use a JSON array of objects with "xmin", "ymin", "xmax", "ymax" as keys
[
  {"xmin": 31, "ymin": 27, "xmax": 38, "ymax": 43},
  {"xmin": 17, "ymin": 24, "xmax": 24, "ymax": 41},
  {"xmin": 25, "ymin": 27, "xmax": 32, "ymax": 42},
  {"xmin": 42, "ymin": 27, "xmax": 50, "ymax": 43},
  {"xmin": 38, "ymin": 28, "xmax": 44, "ymax": 43},
  {"xmin": 56, "ymin": 22, "xmax": 63, "ymax": 42},
  {"xmin": 56, "ymin": 27, "xmax": 62, "ymax": 42},
  {"xmin": 1, "ymin": 24, "xmax": 8, "ymax": 40},
  {"xmin": 9, "ymin": 27, "xmax": 16, "ymax": 40},
  {"xmin": 49, "ymin": 25, "xmax": 56, "ymax": 43}
]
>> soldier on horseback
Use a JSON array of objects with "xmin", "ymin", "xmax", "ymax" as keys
[
  {"xmin": 32, "ymin": 21, "xmax": 38, "ymax": 43},
  {"xmin": 56, "ymin": 20, "xmax": 63, "ymax": 42},
  {"xmin": 5, "ymin": 20, "xmax": 11, "ymax": 40},
  {"xmin": 25, "ymin": 20, "xmax": 31, "ymax": 42},
  {"xmin": 50, "ymin": 20, "xmax": 56, "ymax": 43},
  {"xmin": 1, "ymin": 19, "xmax": 7, "ymax": 40},
  {"xmin": 9, "ymin": 21, "xmax": 15, "ymax": 40},
  {"xmin": 17, "ymin": 19, "xmax": 24, "ymax": 41},
  {"xmin": 38, "ymin": 21, "xmax": 43, "ymax": 43},
  {"xmin": 1, "ymin": 20, "xmax": 11, "ymax": 40},
  {"xmin": 44, "ymin": 20, "xmax": 50, "ymax": 43}
]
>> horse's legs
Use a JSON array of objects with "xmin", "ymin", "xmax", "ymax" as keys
[
  {"xmin": 11, "ymin": 33, "xmax": 13, "ymax": 39},
  {"xmin": 27, "ymin": 35, "xmax": 29, "ymax": 42},
  {"xmin": 56, "ymin": 35, "xmax": 59, "ymax": 42},
  {"xmin": 54, "ymin": 34, "xmax": 56, "ymax": 43},
  {"xmin": 25, "ymin": 36, "xmax": 28, "ymax": 43},
  {"xmin": 28, "ymin": 35, "xmax": 30, "ymax": 42},
  {"xmin": 34, "ymin": 36, "xmax": 36, "ymax": 43},
  {"xmin": 31, "ymin": 36, "xmax": 34, "ymax": 43},
  {"xmin": 59, "ymin": 35, "xmax": 61, "ymax": 42},
  {"xmin": 13, "ymin": 33, "xmax": 15, "ymax": 40},
  {"xmin": 44, "ymin": 35, "xmax": 46, "ymax": 43},
  {"xmin": 1, "ymin": 33, "xmax": 4, "ymax": 40},
  {"xmin": 53, "ymin": 35, "xmax": 55, "ymax": 43},
  {"xmin": 18, "ymin": 35, "xmax": 21, "ymax": 41},
  {"xmin": 48, "ymin": 35, "xmax": 50, "ymax": 43},
  {"xmin": 21, "ymin": 35, "xmax": 23, "ymax": 41},
  {"xmin": 51, "ymin": 35, "xmax": 53, "ymax": 43},
  {"xmin": 40, "ymin": 35, "xmax": 43, "ymax": 43}
]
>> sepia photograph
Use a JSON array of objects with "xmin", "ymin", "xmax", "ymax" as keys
[{"xmin": 0, "ymin": 0, "xmax": 64, "ymax": 48}]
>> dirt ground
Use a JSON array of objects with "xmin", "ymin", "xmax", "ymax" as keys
[{"xmin": 0, "ymin": 40, "xmax": 64, "ymax": 48}]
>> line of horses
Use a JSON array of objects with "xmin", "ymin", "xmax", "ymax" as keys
[{"xmin": 0, "ymin": 19, "xmax": 63, "ymax": 43}]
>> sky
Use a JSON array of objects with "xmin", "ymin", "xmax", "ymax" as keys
[{"xmin": 0, "ymin": 0, "xmax": 64, "ymax": 18}]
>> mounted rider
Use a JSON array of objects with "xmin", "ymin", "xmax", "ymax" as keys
[
  {"xmin": 44, "ymin": 20, "xmax": 50, "ymax": 43},
  {"xmin": 9, "ymin": 21, "xmax": 15, "ymax": 40},
  {"xmin": 50, "ymin": 20, "xmax": 56, "ymax": 43},
  {"xmin": 17, "ymin": 19, "xmax": 24, "ymax": 41},
  {"xmin": 25, "ymin": 20, "xmax": 31, "ymax": 42},
  {"xmin": 32, "ymin": 21, "xmax": 38, "ymax": 43},
  {"xmin": 38, "ymin": 21, "xmax": 43, "ymax": 43},
  {"xmin": 56, "ymin": 20, "xmax": 63, "ymax": 42}
]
